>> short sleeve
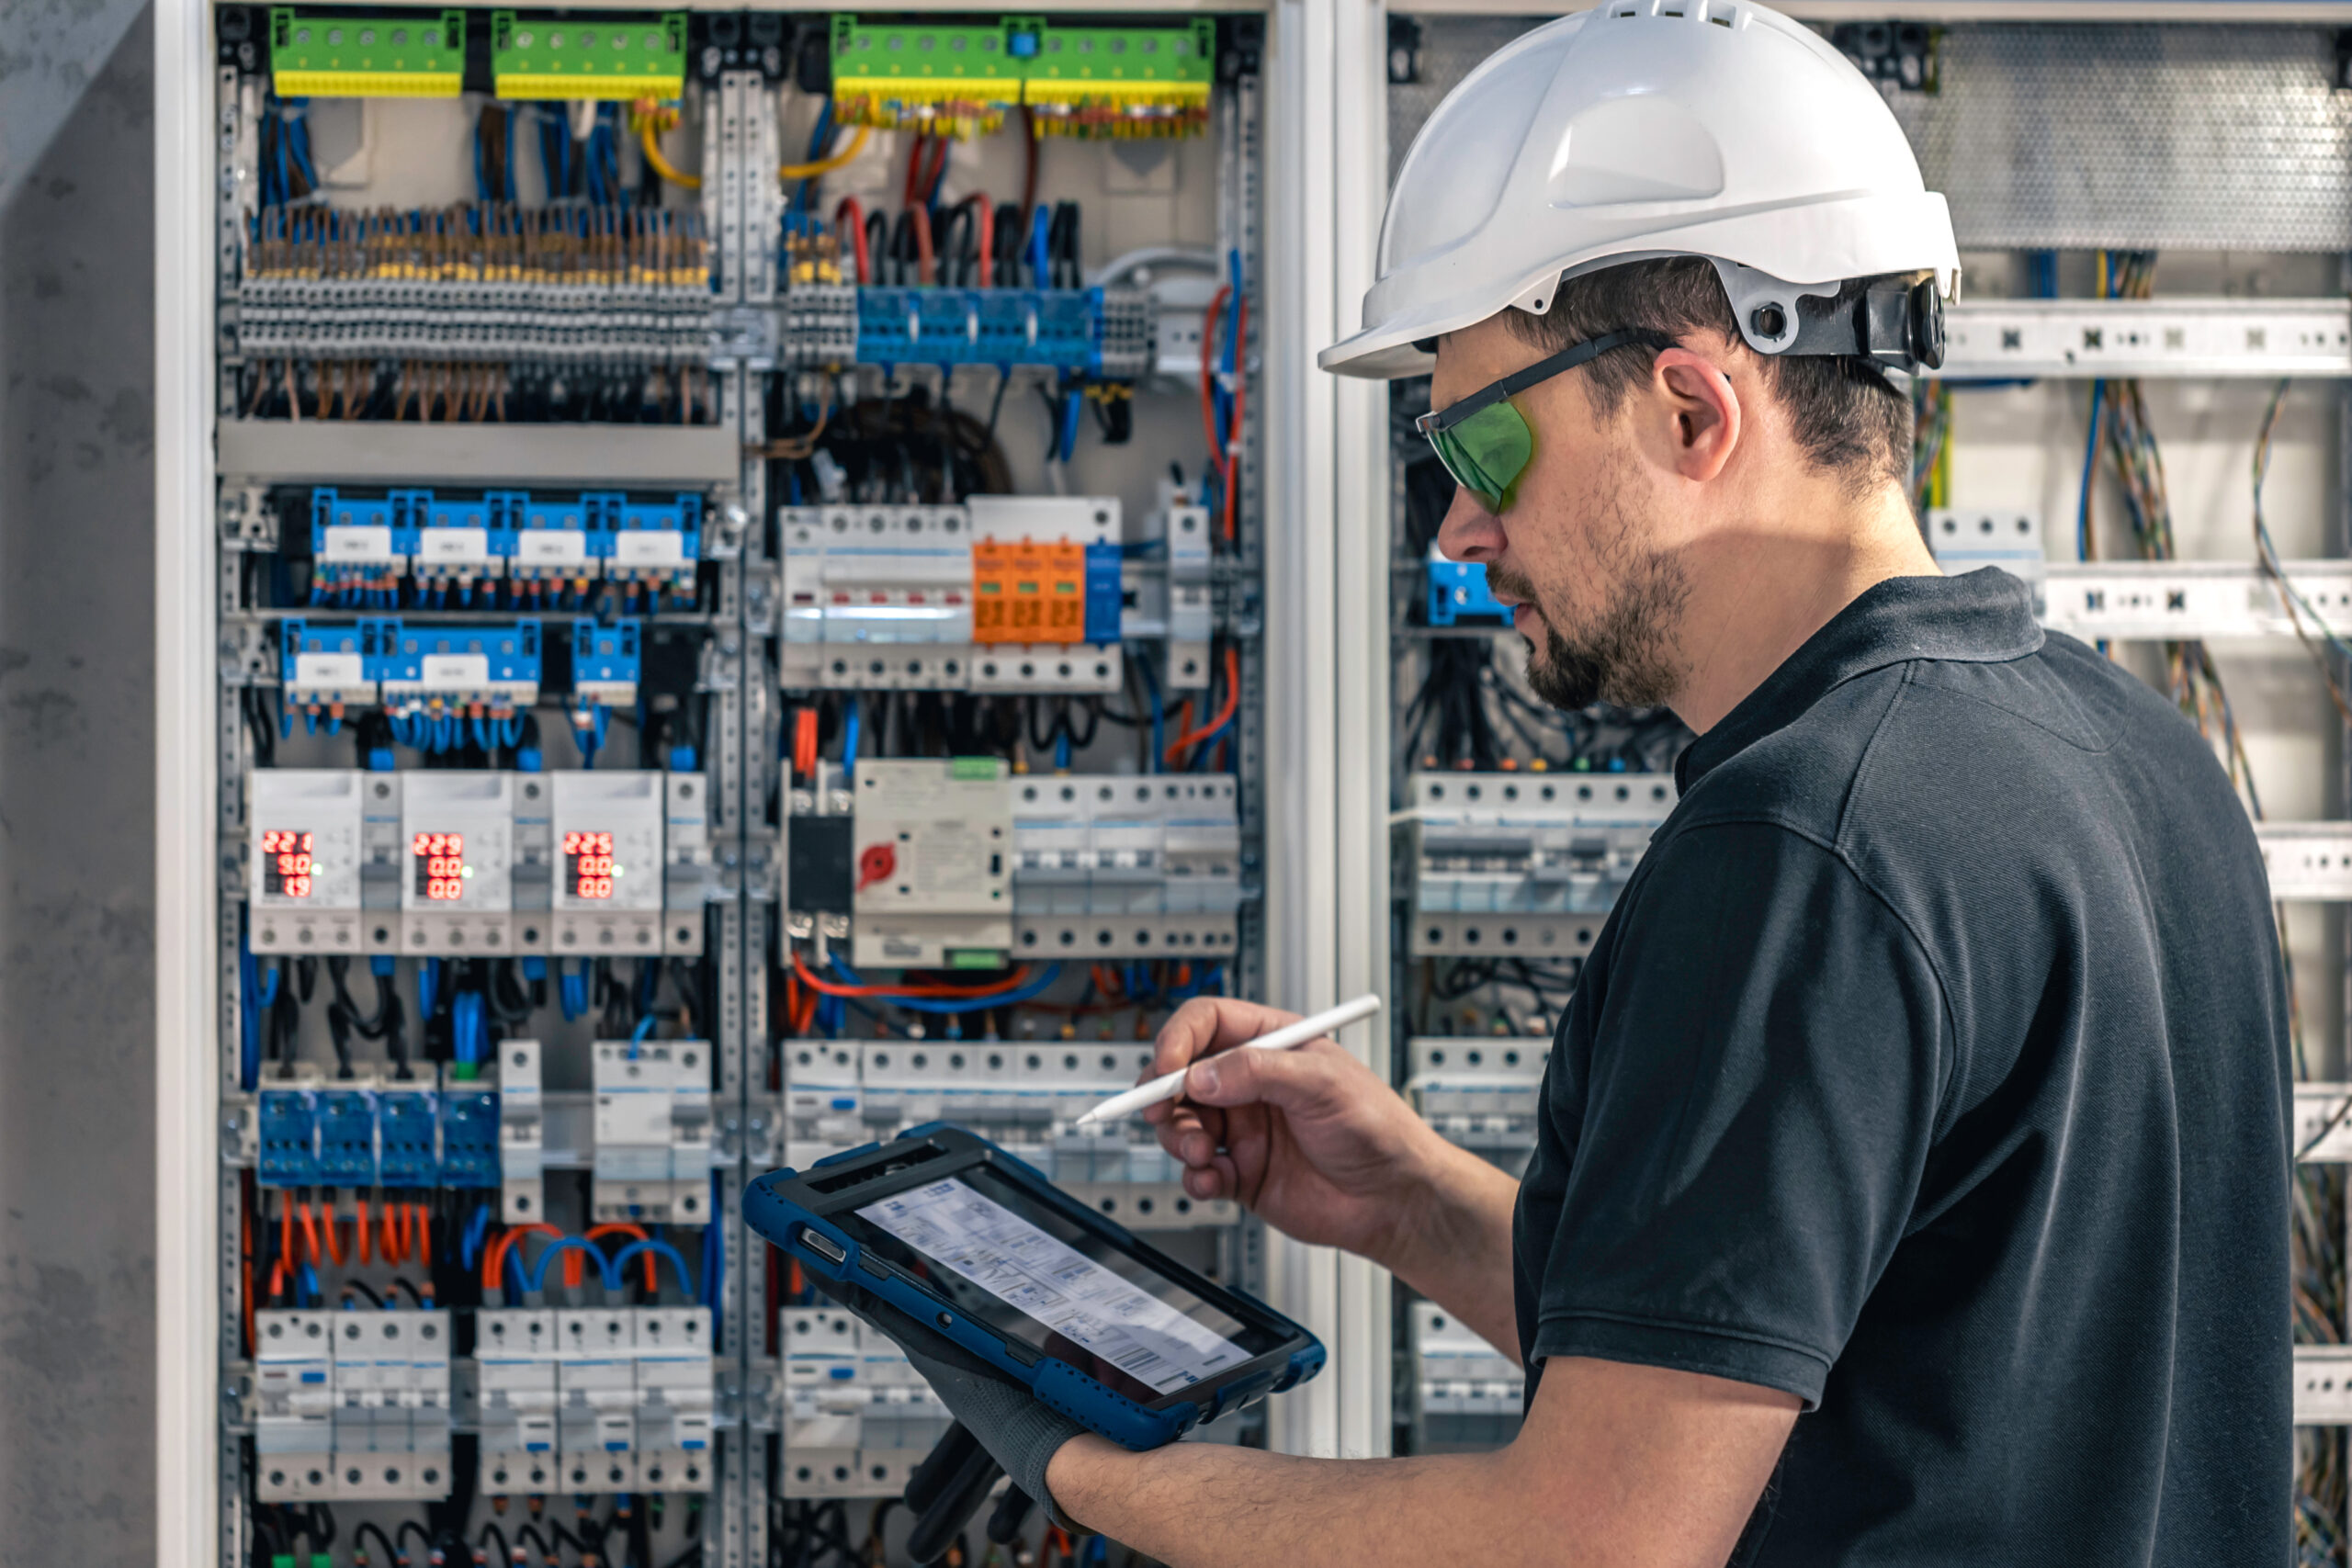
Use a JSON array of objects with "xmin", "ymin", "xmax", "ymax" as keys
[{"xmin": 1521, "ymin": 820, "xmax": 1949, "ymax": 1408}]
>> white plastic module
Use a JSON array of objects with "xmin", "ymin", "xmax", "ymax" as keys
[
  {"xmin": 477, "ymin": 1308, "xmax": 560, "ymax": 1496},
  {"xmin": 1010, "ymin": 773, "xmax": 1242, "ymax": 959},
  {"xmin": 849, "ymin": 758, "xmax": 1014, "ymax": 967},
  {"xmin": 777, "ymin": 1039, "xmax": 1238, "ymax": 1230},
  {"xmin": 552, "ymin": 772, "xmax": 666, "ymax": 956},
  {"xmin": 591, "ymin": 1040, "xmax": 713, "ymax": 1224},
  {"xmin": 779, "ymin": 504, "xmax": 977, "ymax": 691},
  {"xmin": 397, "ymin": 771, "xmax": 514, "ymax": 953},
  {"xmin": 2041, "ymin": 560, "xmax": 2352, "ymax": 643},
  {"xmin": 557, "ymin": 1308, "xmax": 639, "ymax": 1495},
  {"xmin": 256, "ymin": 1308, "xmax": 451, "ymax": 1501},
  {"xmin": 1410, "ymin": 1302, "xmax": 1522, "ymax": 1441},
  {"xmin": 1403, "ymin": 772, "xmax": 1676, "ymax": 958},
  {"xmin": 2299, "ymin": 1347, "xmax": 2352, "ymax": 1426},
  {"xmin": 777, "ymin": 1309, "xmax": 950, "ymax": 1499},
  {"xmin": 2257, "ymin": 824, "xmax": 2352, "ymax": 901},
  {"xmin": 662, "ymin": 771, "xmax": 712, "ymax": 956},
  {"xmin": 1406, "ymin": 1034, "xmax": 1552, "ymax": 1173},
  {"xmin": 253, "ymin": 1310, "xmax": 335, "ymax": 1502},
  {"xmin": 498, "ymin": 1038, "xmax": 545, "ymax": 1224},
  {"xmin": 249, "ymin": 768, "xmax": 366, "ymax": 953}
]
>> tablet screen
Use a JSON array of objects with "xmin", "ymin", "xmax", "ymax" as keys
[{"xmin": 852, "ymin": 1165, "xmax": 1284, "ymax": 1405}]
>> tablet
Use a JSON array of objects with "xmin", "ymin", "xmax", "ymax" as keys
[{"xmin": 745, "ymin": 1123, "xmax": 1325, "ymax": 1450}]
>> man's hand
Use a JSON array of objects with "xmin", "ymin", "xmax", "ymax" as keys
[{"xmin": 1146, "ymin": 997, "xmax": 1522, "ymax": 1352}]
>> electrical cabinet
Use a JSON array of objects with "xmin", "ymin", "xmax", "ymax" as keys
[{"xmin": 157, "ymin": 5, "xmax": 1364, "ymax": 1565}]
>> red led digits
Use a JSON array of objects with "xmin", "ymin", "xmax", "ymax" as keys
[
  {"xmin": 564, "ymin": 829, "xmax": 617, "ymax": 899},
  {"xmin": 262, "ymin": 829, "xmax": 315, "ymax": 898},
  {"xmin": 412, "ymin": 831, "xmax": 467, "ymax": 901}
]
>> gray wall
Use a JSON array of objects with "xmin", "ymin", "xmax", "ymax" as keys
[{"xmin": 0, "ymin": 3, "xmax": 158, "ymax": 1561}]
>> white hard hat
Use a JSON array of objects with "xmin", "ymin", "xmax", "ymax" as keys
[{"xmin": 1320, "ymin": 0, "xmax": 1961, "ymax": 380}]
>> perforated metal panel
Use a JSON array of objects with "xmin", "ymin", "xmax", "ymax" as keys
[
  {"xmin": 1897, "ymin": 26, "xmax": 2352, "ymax": 252},
  {"xmin": 1394, "ymin": 17, "xmax": 2352, "ymax": 253}
]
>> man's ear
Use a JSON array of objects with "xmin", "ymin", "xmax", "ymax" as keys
[{"xmin": 1651, "ymin": 346, "xmax": 1742, "ymax": 484}]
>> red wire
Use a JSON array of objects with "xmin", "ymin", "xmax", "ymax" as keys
[
  {"xmin": 1224, "ymin": 292, "xmax": 1250, "ymax": 543},
  {"xmin": 910, "ymin": 203, "xmax": 935, "ymax": 287},
  {"xmin": 832, "ymin": 197, "xmax": 869, "ymax": 284},
  {"xmin": 1164, "ymin": 646, "xmax": 1241, "ymax": 767},
  {"xmin": 961, "ymin": 193, "xmax": 994, "ymax": 288},
  {"xmin": 790, "ymin": 950, "xmax": 1036, "ymax": 999},
  {"xmin": 356, "ymin": 1196, "xmax": 372, "ymax": 1267},
  {"xmin": 903, "ymin": 134, "xmax": 928, "ymax": 210},
  {"xmin": 1199, "ymin": 285, "xmax": 1232, "ymax": 486}
]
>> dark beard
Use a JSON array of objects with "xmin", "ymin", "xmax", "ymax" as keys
[{"xmin": 1487, "ymin": 554, "xmax": 1689, "ymax": 712}]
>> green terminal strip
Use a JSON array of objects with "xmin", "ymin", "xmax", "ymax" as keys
[
  {"xmin": 490, "ymin": 10, "xmax": 687, "ymax": 101},
  {"xmin": 268, "ymin": 8, "xmax": 465, "ymax": 97}
]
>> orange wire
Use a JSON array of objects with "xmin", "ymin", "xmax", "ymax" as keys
[
  {"xmin": 380, "ymin": 1202, "xmax": 402, "ymax": 1264},
  {"xmin": 320, "ymin": 1197, "xmax": 345, "ymax": 1266},
  {"xmin": 1224, "ymin": 293, "xmax": 1250, "ymax": 543},
  {"xmin": 356, "ymin": 1197, "xmax": 372, "ymax": 1267},
  {"xmin": 278, "ymin": 1195, "xmax": 293, "ymax": 1269},
  {"xmin": 297, "ymin": 1202, "xmax": 322, "ymax": 1266},
  {"xmin": 588, "ymin": 1224, "xmax": 658, "ymax": 1292},
  {"xmin": 1164, "ymin": 647, "xmax": 1241, "ymax": 767},
  {"xmin": 964, "ymin": 193, "xmax": 994, "ymax": 288},
  {"xmin": 789, "ymin": 951, "xmax": 1036, "ymax": 999},
  {"xmin": 268, "ymin": 1256, "xmax": 288, "ymax": 1305},
  {"xmin": 485, "ymin": 1224, "xmax": 570, "ymax": 1292}
]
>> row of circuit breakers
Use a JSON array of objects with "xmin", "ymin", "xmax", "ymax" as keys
[
  {"xmin": 250, "ymin": 768, "xmax": 711, "ymax": 955},
  {"xmin": 254, "ymin": 1306, "xmax": 716, "ymax": 1504},
  {"xmin": 787, "ymin": 759, "xmax": 1243, "ymax": 968}
]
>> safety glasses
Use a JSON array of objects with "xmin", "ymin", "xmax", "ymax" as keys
[{"xmin": 1416, "ymin": 328, "xmax": 1674, "ymax": 513}]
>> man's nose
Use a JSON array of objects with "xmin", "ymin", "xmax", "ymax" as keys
[{"xmin": 1435, "ymin": 488, "xmax": 1506, "ymax": 564}]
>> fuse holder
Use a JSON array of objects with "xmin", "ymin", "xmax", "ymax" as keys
[{"xmin": 973, "ymin": 539, "xmax": 1086, "ymax": 645}]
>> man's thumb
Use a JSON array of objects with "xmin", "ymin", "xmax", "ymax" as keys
[{"xmin": 1185, "ymin": 1045, "xmax": 1334, "ymax": 1111}]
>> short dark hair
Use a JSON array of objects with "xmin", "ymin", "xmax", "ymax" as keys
[{"xmin": 1502, "ymin": 256, "xmax": 1912, "ymax": 496}]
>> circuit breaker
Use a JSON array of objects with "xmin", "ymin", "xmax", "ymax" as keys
[
  {"xmin": 398, "ymin": 771, "xmax": 515, "ymax": 953},
  {"xmin": 591, "ymin": 1040, "xmax": 712, "ymax": 1224}
]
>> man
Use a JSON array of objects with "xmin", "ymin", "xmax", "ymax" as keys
[{"xmin": 841, "ymin": 6, "xmax": 2293, "ymax": 1562}]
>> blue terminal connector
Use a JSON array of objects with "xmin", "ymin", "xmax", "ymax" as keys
[{"xmin": 1426, "ymin": 553, "xmax": 1513, "ymax": 627}]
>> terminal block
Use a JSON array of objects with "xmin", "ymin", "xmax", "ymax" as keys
[
  {"xmin": 1011, "ymin": 775, "xmax": 1242, "ymax": 959},
  {"xmin": 481, "ymin": 1306, "xmax": 714, "ymax": 1498},
  {"xmin": 255, "ymin": 1308, "xmax": 454, "ymax": 1501},
  {"xmin": 849, "ymin": 757, "xmax": 1014, "ymax": 968},
  {"xmin": 414, "ymin": 491, "xmax": 515, "ymax": 601},
  {"xmin": 490, "ymin": 10, "xmax": 686, "ymax": 100},
  {"xmin": 310, "ymin": 488, "xmax": 421, "ymax": 606},
  {"xmin": 281, "ymin": 617, "xmax": 394, "ymax": 724},
  {"xmin": 590, "ymin": 1040, "xmax": 713, "ymax": 1224},
  {"xmin": 379, "ymin": 620, "xmax": 541, "ymax": 720},
  {"xmin": 267, "ymin": 8, "xmax": 467, "ymax": 97},
  {"xmin": 1404, "ymin": 771, "xmax": 1678, "ymax": 958}
]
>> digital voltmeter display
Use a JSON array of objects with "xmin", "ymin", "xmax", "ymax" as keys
[
  {"xmin": 564, "ymin": 830, "xmax": 618, "ymax": 900},
  {"xmin": 412, "ymin": 832, "xmax": 467, "ymax": 901},
  {"xmin": 261, "ymin": 829, "xmax": 315, "ymax": 898}
]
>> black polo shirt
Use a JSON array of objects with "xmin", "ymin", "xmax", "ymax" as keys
[{"xmin": 1512, "ymin": 569, "xmax": 2290, "ymax": 1563}]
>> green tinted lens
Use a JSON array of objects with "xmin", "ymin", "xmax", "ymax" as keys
[{"xmin": 1428, "ymin": 400, "xmax": 1533, "ymax": 513}]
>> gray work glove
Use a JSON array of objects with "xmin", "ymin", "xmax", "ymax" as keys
[{"xmin": 812, "ymin": 1274, "xmax": 1091, "ymax": 1532}]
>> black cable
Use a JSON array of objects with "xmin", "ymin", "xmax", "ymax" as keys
[
  {"xmin": 388, "ymin": 1275, "xmax": 428, "ymax": 1309},
  {"xmin": 397, "ymin": 1519, "xmax": 434, "ymax": 1564},
  {"xmin": 341, "ymin": 1279, "xmax": 387, "ymax": 1309},
  {"xmin": 486, "ymin": 959, "xmax": 536, "ymax": 1028},
  {"xmin": 308, "ymin": 1503, "xmax": 336, "ymax": 1551},
  {"xmin": 1064, "ymin": 697, "xmax": 1102, "ymax": 750},
  {"xmin": 516, "ymin": 1524, "xmax": 552, "ymax": 1565},
  {"xmin": 355, "ymin": 1521, "xmax": 401, "ymax": 1567}
]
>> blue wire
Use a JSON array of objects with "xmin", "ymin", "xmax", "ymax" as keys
[
  {"xmin": 526, "ymin": 1236, "xmax": 620, "ymax": 1294},
  {"xmin": 239, "ymin": 940, "xmax": 264, "ymax": 1091},
  {"xmin": 1028, "ymin": 207, "xmax": 1053, "ymax": 290},
  {"xmin": 702, "ymin": 1176, "xmax": 724, "ymax": 1308},
  {"xmin": 2077, "ymin": 380, "xmax": 2105, "ymax": 561},
  {"xmin": 629, "ymin": 1012, "xmax": 657, "ymax": 1055},
  {"xmin": 420, "ymin": 957, "xmax": 440, "ymax": 1023},
  {"xmin": 842, "ymin": 697, "xmax": 860, "ymax": 784},
  {"xmin": 826, "ymin": 958, "xmax": 1063, "ymax": 1015},
  {"xmin": 461, "ymin": 1204, "xmax": 493, "ymax": 1271},
  {"xmin": 1133, "ymin": 655, "xmax": 1166, "ymax": 772},
  {"xmin": 610, "ymin": 1238, "xmax": 694, "ymax": 1296}
]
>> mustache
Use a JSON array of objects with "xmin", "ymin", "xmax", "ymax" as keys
[{"xmin": 1482, "ymin": 563, "xmax": 1542, "ymax": 610}]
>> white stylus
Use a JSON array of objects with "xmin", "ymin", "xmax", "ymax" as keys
[{"xmin": 1068, "ymin": 994, "xmax": 1384, "ymax": 1128}]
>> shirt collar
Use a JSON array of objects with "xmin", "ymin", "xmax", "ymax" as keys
[{"xmin": 1675, "ymin": 568, "xmax": 2044, "ymax": 791}]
